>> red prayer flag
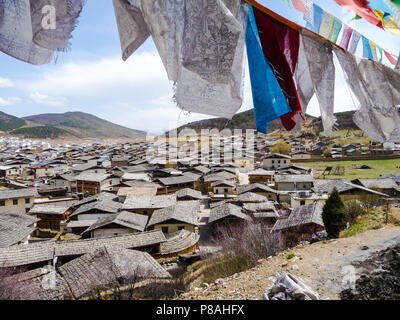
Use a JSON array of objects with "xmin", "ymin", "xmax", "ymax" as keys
[
  {"xmin": 291, "ymin": 0, "xmax": 307, "ymax": 14},
  {"xmin": 384, "ymin": 50, "xmax": 397, "ymax": 65},
  {"xmin": 334, "ymin": 0, "xmax": 384, "ymax": 29},
  {"xmin": 253, "ymin": 7, "xmax": 303, "ymax": 131}
]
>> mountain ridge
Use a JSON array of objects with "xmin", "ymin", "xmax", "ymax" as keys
[
  {"xmin": 0, "ymin": 111, "xmax": 146, "ymax": 140},
  {"xmin": 174, "ymin": 109, "xmax": 359, "ymax": 134}
]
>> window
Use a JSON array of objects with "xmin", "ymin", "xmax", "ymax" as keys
[
  {"xmin": 0, "ymin": 201, "xmax": 5, "ymax": 206},
  {"xmin": 178, "ymin": 226, "xmax": 185, "ymax": 231},
  {"xmin": 13, "ymin": 199, "xmax": 18, "ymax": 205},
  {"xmin": 224, "ymin": 188, "xmax": 228, "ymax": 193},
  {"xmin": 300, "ymin": 200, "xmax": 306, "ymax": 206},
  {"xmin": 162, "ymin": 227, "xmax": 169, "ymax": 233},
  {"xmin": 25, "ymin": 198, "xmax": 30, "ymax": 204}
]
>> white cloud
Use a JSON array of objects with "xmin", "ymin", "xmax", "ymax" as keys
[
  {"xmin": 29, "ymin": 92, "xmax": 67, "ymax": 107},
  {"xmin": 0, "ymin": 78, "xmax": 15, "ymax": 88},
  {"xmin": 0, "ymin": 97, "xmax": 21, "ymax": 107},
  {"xmin": 25, "ymin": 52, "xmax": 171, "ymax": 100}
]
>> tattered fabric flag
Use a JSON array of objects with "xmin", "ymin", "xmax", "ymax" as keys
[
  {"xmin": 246, "ymin": 5, "xmax": 291, "ymax": 134},
  {"xmin": 370, "ymin": 41, "xmax": 379, "ymax": 61},
  {"xmin": 306, "ymin": 3, "xmax": 324, "ymax": 33},
  {"xmin": 113, "ymin": 0, "xmax": 150, "ymax": 61},
  {"xmin": 30, "ymin": 0, "xmax": 85, "ymax": 51},
  {"xmin": 329, "ymin": 17, "xmax": 343, "ymax": 42},
  {"xmin": 301, "ymin": 29, "xmax": 337, "ymax": 136},
  {"xmin": 349, "ymin": 30, "xmax": 361, "ymax": 54},
  {"xmin": 384, "ymin": 0, "xmax": 400, "ymax": 29},
  {"xmin": 0, "ymin": 0, "xmax": 53, "ymax": 65},
  {"xmin": 334, "ymin": 46, "xmax": 400, "ymax": 143},
  {"xmin": 252, "ymin": 5, "xmax": 303, "ymax": 131},
  {"xmin": 291, "ymin": 0, "xmax": 307, "ymax": 14},
  {"xmin": 377, "ymin": 45, "xmax": 383, "ymax": 62},
  {"xmin": 374, "ymin": 9, "xmax": 400, "ymax": 34},
  {"xmin": 384, "ymin": 49, "xmax": 398, "ymax": 64},
  {"xmin": 319, "ymin": 11, "xmax": 335, "ymax": 39},
  {"xmin": 339, "ymin": 25, "xmax": 353, "ymax": 49},
  {"xmin": 138, "ymin": 0, "xmax": 246, "ymax": 119},
  {"xmin": 293, "ymin": 35, "xmax": 315, "ymax": 137},
  {"xmin": 174, "ymin": 0, "xmax": 247, "ymax": 118},
  {"xmin": 282, "ymin": 0, "xmax": 291, "ymax": 7},
  {"xmin": 303, "ymin": 0, "xmax": 314, "ymax": 25},
  {"xmin": 334, "ymin": 0, "xmax": 384, "ymax": 29},
  {"xmin": 362, "ymin": 36, "xmax": 374, "ymax": 59}
]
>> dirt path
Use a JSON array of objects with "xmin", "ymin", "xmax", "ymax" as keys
[{"xmin": 179, "ymin": 226, "xmax": 400, "ymax": 300}]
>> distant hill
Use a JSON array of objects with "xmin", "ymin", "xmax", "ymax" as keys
[
  {"xmin": 10, "ymin": 126, "xmax": 70, "ymax": 139},
  {"xmin": 0, "ymin": 111, "xmax": 145, "ymax": 140},
  {"xmin": 21, "ymin": 112, "xmax": 146, "ymax": 139},
  {"xmin": 0, "ymin": 111, "xmax": 26, "ymax": 131},
  {"xmin": 174, "ymin": 109, "xmax": 358, "ymax": 134}
]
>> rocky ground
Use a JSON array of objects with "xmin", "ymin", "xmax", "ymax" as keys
[
  {"xmin": 340, "ymin": 244, "xmax": 400, "ymax": 300},
  {"xmin": 178, "ymin": 226, "xmax": 400, "ymax": 300}
]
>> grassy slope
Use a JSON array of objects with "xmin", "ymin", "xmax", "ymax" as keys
[
  {"xmin": 0, "ymin": 111, "xmax": 26, "ymax": 131},
  {"xmin": 299, "ymin": 159, "xmax": 400, "ymax": 179},
  {"xmin": 22, "ymin": 111, "xmax": 146, "ymax": 139},
  {"xmin": 10, "ymin": 126, "xmax": 71, "ymax": 139}
]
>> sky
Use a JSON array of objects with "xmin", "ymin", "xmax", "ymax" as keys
[{"xmin": 0, "ymin": 0, "xmax": 399, "ymax": 134}]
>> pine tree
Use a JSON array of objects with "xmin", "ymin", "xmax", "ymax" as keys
[{"xmin": 322, "ymin": 187, "xmax": 347, "ymax": 238}]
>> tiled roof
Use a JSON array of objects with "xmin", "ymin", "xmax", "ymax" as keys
[
  {"xmin": 0, "ymin": 188, "xmax": 39, "ymax": 200},
  {"xmin": 148, "ymin": 201, "xmax": 200, "ymax": 227},
  {"xmin": 160, "ymin": 230, "xmax": 200, "ymax": 255},
  {"xmin": 0, "ymin": 213, "xmax": 39, "ymax": 248},
  {"xmin": 272, "ymin": 202, "xmax": 324, "ymax": 231},
  {"xmin": 209, "ymin": 203, "xmax": 253, "ymax": 224},
  {"xmin": 122, "ymin": 194, "xmax": 177, "ymax": 210},
  {"xmin": 58, "ymin": 246, "xmax": 171, "ymax": 299},
  {"xmin": 0, "ymin": 230, "xmax": 166, "ymax": 267},
  {"xmin": 82, "ymin": 211, "xmax": 149, "ymax": 235}
]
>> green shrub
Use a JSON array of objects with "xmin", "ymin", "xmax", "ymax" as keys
[
  {"xmin": 286, "ymin": 253, "xmax": 295, "ymax": 260},
  {"xmin": 322, "ymin": 188, "xmax": 348, "ymax": 238}
]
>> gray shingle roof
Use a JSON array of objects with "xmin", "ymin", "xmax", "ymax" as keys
[
  {"xmin": 122, "ymin": 194, "xmax": 177, "ymax": 210},
  {"xmin": 232, "ymin": 192, "xmax": 268, "ymax": 203},
  {"xmin": 29, "ymin": 204, "xmax": 70, "ymax": 215},
  {"xmin": 313, "ymin": 179, "xmax": 389, "ymax": 197},
  {"xmin": 211, "ymin": 180, "xmax": 235, "ymax": 188},
  {"xmin": 58, "ymin": 246, "xmax": 171, "ymax": 299},
  {"xmin": 0, "ymin": 188, "xmax": 39, "ymax": 200},
  {"xmin": 236, "ymin": 183, "xmax": 277, "ymax": 194},
  {"xmin": 0, "ymin": 213, "xmax": 39, "ymax": 248},
  {"xmin": 272, "ymin": 202, "xmax": 324, "ymax": 232},
  {"xmin": 176, "ymin": 188, "xmax": 203, "ymax": 200},
  {"xmin": 82, "ymin": 211, "xmax": 149, "ymax": 235},
  {"xmin": 70, "ymin": 199, "xmax": 121, "ymax": 217},
  {"xmin": 274, "ymin": 174, "xmax": 314, "ymax": 183},
  {"xmin": 157, "ymin": 173, "xmax": 201, "ymax": 186},
  {"xmin": 160, "ymin": 230, "xmax": 200, "ymax": 255},
  {"xmin": 203, "ymin": 171, "xmax": 236, "ymax": 182},
  {"xmin": 148, "ymin": 201, "xmax": 200, "ymax": 227},
  {"xmin": 243, "ymin": 201, "xmax": 277, "ymax": 212},
  {"xmin": 3, "ymin": 266, "xmax": 71, "ymax": 300},
  {"xmin": 353, "ymin": 178, "xmax": 400, "ymax": 190},
  {"xmin": 209, "ymin": 203, "xmax": 253, "ymax": 224},
  {"xmin": 54, "ymin": 230, "xmax": 166, "ymax": 257},
  {"xmin": 75, "ymin": 173, "xmax": 111, "ymax": 182},
  {"xmin": 0, "ymin": 230, "xmax": 166, "ymax": 267}
]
